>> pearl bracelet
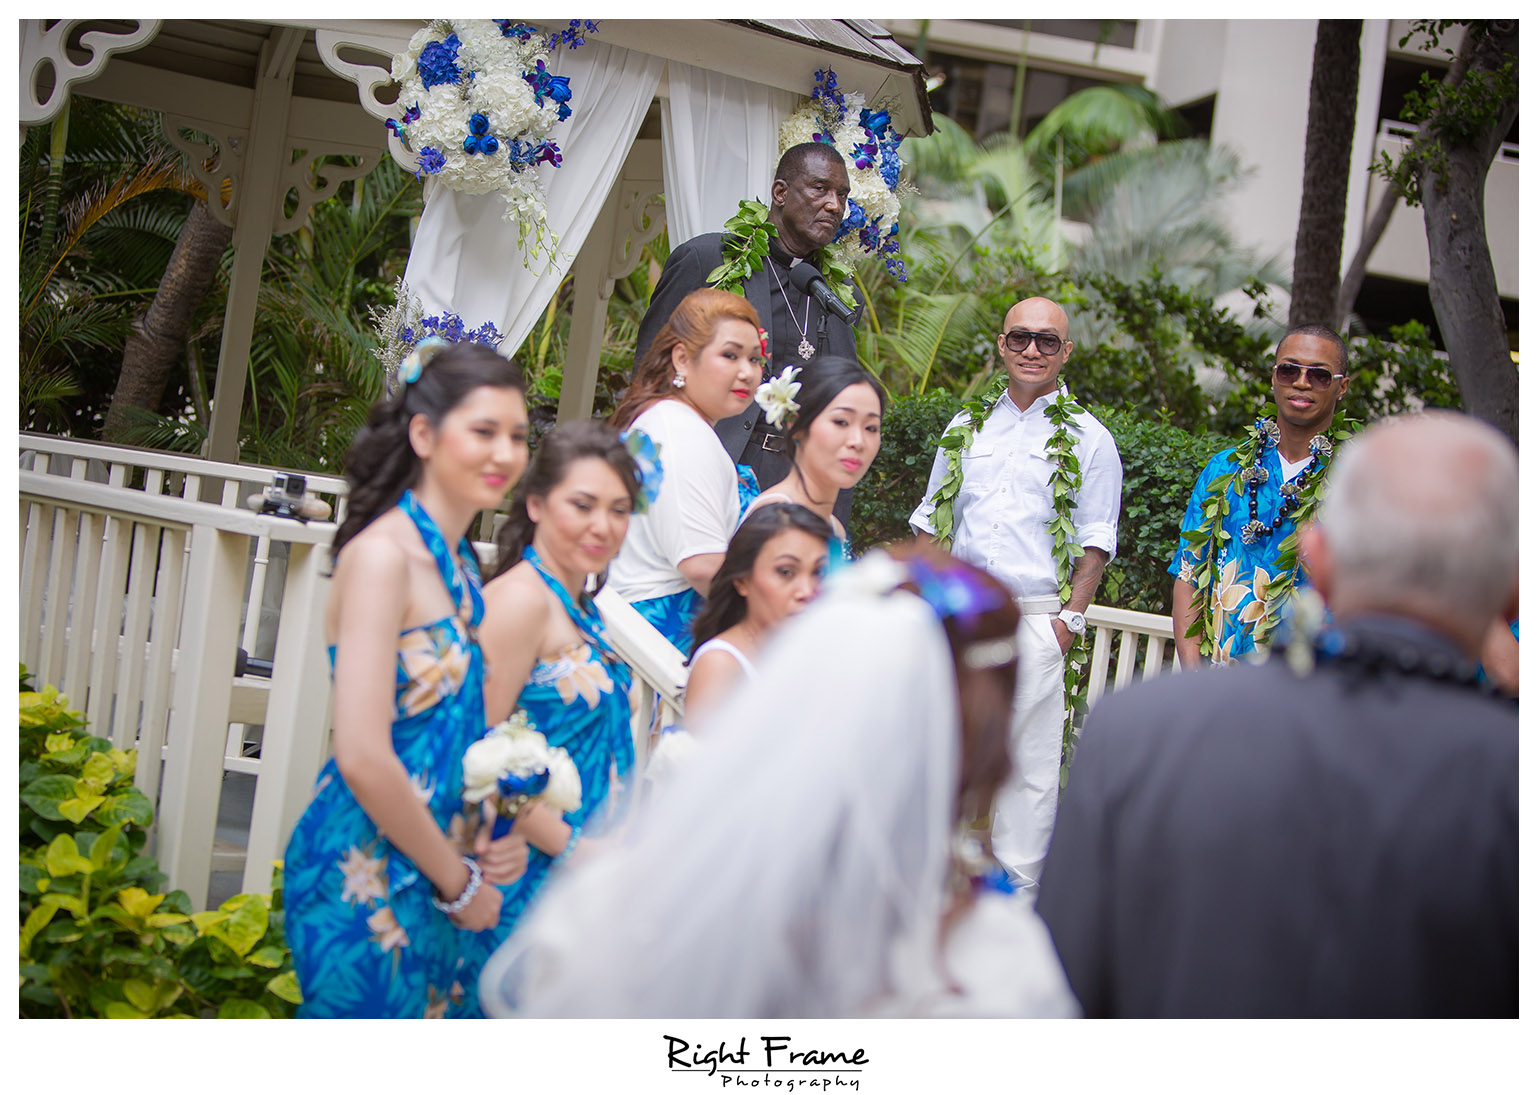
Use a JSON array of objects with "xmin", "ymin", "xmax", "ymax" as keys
[
  {"xmin": 431, "ymin": 855, "xmax": 482, "ymax": 915},
  {"xmin": 554, "ymin": 824, "xmax": 582, "ymax": 867}
]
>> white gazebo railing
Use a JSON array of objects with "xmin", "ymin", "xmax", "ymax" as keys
[{"xmin": 18, "ymin": 436, "xmax": 1172, "ymax": 908}]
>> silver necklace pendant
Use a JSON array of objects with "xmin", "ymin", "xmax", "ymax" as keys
[{"xmin": 798, "ymin": 338, "xmax": 815, "ymax": 360}]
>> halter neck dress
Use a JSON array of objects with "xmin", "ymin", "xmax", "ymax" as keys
[{"xmin": 283, "ymin": 490, "xmax": 492, "ymax": 1019}]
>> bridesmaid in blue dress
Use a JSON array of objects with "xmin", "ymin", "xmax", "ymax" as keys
[
  {"xmin": 468, "ymin": 420, "xmax": 645, "ymax": 967},
  {"xmin": 283, "ymin": 340, "xmax": 532, "ymax": 1018},
  {"xmin": 605, "ymin": 288, "xmax": 767, "ymax": 653},
  {"xmin": 743, "ymin": 356, "xmax": 885, "ymax": 571}
]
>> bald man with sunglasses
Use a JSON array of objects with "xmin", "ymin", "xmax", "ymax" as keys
[
  {"xmin": 910, "ymin": 297, "xmax": 1123, "ymax": 893},
  {"xmin": 1170, "ymin": 324, "xmax": 1351, "ymax": 668}
]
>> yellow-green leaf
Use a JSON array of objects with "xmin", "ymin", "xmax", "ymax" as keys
[
  {"xmin": 146, "ymin": 912, "xmax": 191, "ymax": 929},
  {"xmin": 247, "ymin": 945, "xmax": 286, "ymax": 968},
  {"xmin": 218, "ymin": 998, "xmax": 271, "ymax": 1019},
  {"xmin": 104, "ymin": 1002, "xmax": 150, "ymax": 1019},
  {"xmin": 44, "ymin": 834, "xmax": 94, "ymax": 877},
  {"xmin": 122, "ymin": 979, "xmax": 158, "ymax": 1012},
  {"xmin": 191, "ymin": 910, "xmax": 226, "ymax": 933},
  {"xmin": 117, "ymin": 887, "xmax": 164, "ymax": 920},
  {"xmin": 57, "ymin": 795, "xmax": 107, "ymax": 824},
  {"xmin": 45, "ymin": 732, "xmax": 75, "ymax": 753},
  {"xmin": 89, "ymin": 825, "xmax": 123, "ymax": 871},
  {"xmin": 108, "ymin": 748, "xmax": 136, "ymax": 777},
  {"xmin": 201, "ymin": 893, "xmax": 268, "ymax": 957},
  {"xmin": 80, "ymin": 752, "xmax": 117, "ymax": 789},
  {"xmin": 266, "ymin": 969, "xmax": 303, "ymax": 1005},
  {"xmin": 20, "ymin": 904, "xmax": 58, "ymax": 957}
]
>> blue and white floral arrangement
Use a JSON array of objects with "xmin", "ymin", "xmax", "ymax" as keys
[
  {"xmin": 387, "ymin": 19, "xmax": 599, "ymax": 267},
  {"xmin": 778, "ymin": 68, "xmax": 909, "ymax": 279},
  {"xmin": 370, "ymin": 277, "xmax": 506, "ymax": 381}
]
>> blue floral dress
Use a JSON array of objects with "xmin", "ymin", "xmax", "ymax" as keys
[
  {"xmin": 283, "ymin": 491, "xmax": 490, "ymax": 1019},
  {"xmin": 462, "ymin": 547, "xmax": 635, "ymax": 979}
]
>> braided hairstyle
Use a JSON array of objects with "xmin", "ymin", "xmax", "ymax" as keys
[
  {"xmin": 688, "ymin": 502, "xmax": 833, "ymax": 658},
  {"xmin": 332, "ymin": 342, "xmax": 526, "ymax": 559},
  {"xmin": 491, "ymin": 418, "xmax": 644, "ymax": 580}
]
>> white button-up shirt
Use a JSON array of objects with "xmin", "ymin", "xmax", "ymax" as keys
[{"xmin": 909, "ymin": 388, "xmax": 1123, "ymax": 600}]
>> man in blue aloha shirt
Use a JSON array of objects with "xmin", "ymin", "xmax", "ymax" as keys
[{"xmin": 1170, "ymin": 324, "xmax": 1350, "ymax": 668}]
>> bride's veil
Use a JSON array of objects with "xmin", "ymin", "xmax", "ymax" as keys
[{"xmin": 479, "ymin": 565, "xmax": 962, "ymax": 1017}]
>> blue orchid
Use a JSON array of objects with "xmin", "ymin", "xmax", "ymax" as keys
[{"xmin": 620, "ymin": 430, "xmax": 665, "ymax": 515}]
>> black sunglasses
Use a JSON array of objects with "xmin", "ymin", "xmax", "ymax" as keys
[
  {"xmin": 1002, "ymin": 328, "xmax": 1063, "ymax": 355},
  {"xmin": 1273, "ymin": 362, "xmax": 1346, "ymax": 390}
]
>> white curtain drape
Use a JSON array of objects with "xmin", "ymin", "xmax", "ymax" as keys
[
  {"xmin": 402, "ymin": 41, "xmax": 663, "ymax": 354},
  {"xmin": 659, "ymin": 62, "xmax": 799, "ymax": 246}
]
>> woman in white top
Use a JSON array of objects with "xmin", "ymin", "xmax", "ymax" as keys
[
  {"xmin": 746, "ymin": 355, "xmax": 885, "ymax": 568},
  {"xmin": 607, "ymin": 288, "xmax": 766, "ymax": 653},
  {"xmin": 683, "ymin": 501, "xmax": 831, "ymax": 725},
  {"xmin": 478, "ymin": 544, "xmax": 1080, "ymax": 1018}
]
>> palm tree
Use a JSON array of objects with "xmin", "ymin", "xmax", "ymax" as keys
[{"xmin": 20, "ymin": 99, "xmax": 194, "ymax": 434}]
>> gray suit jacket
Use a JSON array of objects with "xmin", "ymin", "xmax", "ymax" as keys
[{"xmin": 1037, "ymin": 616, "xmax": 1518, "ymax": 1018}]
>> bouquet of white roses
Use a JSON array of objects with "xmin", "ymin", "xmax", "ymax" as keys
[
  {"xmin": 462, "ymin": 710, "xmax": 582, "ymax": 838},
  {"xmin": 387, "ymin": 19, "xmax": 597, "ymax": 265}
]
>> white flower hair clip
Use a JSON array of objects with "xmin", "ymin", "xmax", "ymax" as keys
[{"xmin": 755, "ymin": 365, "xmax": 802, "ymax": 429}]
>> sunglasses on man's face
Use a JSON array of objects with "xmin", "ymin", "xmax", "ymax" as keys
[
  {"xmin": 1002, "ymin": 328, "xmax": 1063, "ymax": 355},
  {"xmin": 1273, "ymin": 362, "xmax": 1346, "ymax": 390}
]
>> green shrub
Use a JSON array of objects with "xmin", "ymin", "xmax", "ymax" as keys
[
  {"xmin": 849, "ymin": 393, "xmax": 1222, "ymax": 616},
  {"xmin": 18, "ymin": 670, "xmax": 300, "ymax": 1018},
  {"xmin": 1091, "ymin": 406, "xmax": 1227, "ymax": 614},
  {"xmin": 850, "ymin": 387, "xmax": 962, "ymax": 553}
]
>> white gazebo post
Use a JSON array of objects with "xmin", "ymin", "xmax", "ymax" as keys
[
  {"xmin": 557, "ymin": 140, "xmax": 666, "ymax": 423},
  {"xmin": 201, "ymin": 27, "xmax": 303, "ymax": 465}
]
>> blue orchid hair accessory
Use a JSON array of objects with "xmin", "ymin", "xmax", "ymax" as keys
[
  {"xmin": 902, "ymin": 554, "xmax": 1010, "ymax": 632},
  {"xmin": 620, "ymin": 429, "xmax": 664, "ymax": 515},
  {"xmin": 397, "ymin": 336, "xmax": 452, "ymax": 388}
]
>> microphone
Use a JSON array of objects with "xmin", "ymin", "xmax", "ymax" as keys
[{"xmin": 788, "ymin": 261, "xmax": 856, "ymax": 325}]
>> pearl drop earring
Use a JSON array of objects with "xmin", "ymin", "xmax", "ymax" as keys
[{"xmin": 672, "ymin": 374, "xmax": 687, "ymax": 389}]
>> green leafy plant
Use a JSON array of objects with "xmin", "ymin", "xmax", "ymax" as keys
[{"xmin": 18, "ymin": 668, "xmax": 299, "ymax": 1018}]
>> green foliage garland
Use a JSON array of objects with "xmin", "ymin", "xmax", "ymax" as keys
[
  {"xmin": 923, "ymin": 383, "xmax": 1092, "ymax": 772},
  {"xmin": 1178, "ymin": 417, "xmax": 1357, "ymax": 660},
  {"xmin": 706, "ymin": 199, "xmax": 859, "ymax": 311}
]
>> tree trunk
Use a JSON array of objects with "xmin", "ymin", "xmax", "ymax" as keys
[
  {"xmin": 1289, "ymin": 20, "xmax": 1362, "ymax": 329},
  {"xmin": 1334, "ymin": 184, "xmax": 1398, "ymax": 330},
  {"xmin": 1416, "ymin": 22, "xmax": 1518, "ymax": 444},
  {"xmin": 102, "ymin": 198, "xmax": 232, "ymax": 443}
]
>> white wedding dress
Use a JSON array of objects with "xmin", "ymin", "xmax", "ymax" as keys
[{"xmin": 478, "ymin": 553, "xmax": 1079, "ymax": 1018}]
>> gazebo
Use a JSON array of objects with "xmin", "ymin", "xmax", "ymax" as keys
[{"xmin": 21, "ymin": 17, "xmax": 933, "ymax": 462}]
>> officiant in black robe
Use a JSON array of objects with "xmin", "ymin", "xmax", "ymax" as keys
[{"xmin": 633, "ymin": 143, "xmax": 864, "ymax": 525}]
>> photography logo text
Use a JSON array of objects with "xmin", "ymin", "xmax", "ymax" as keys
[{"xmin": 666, "ymin": 1036, "xmax": 867, "ymax": 1090}]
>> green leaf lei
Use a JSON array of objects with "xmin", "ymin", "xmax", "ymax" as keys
[
  {"xmin": 706, "ymin": 199, "xmax": 859, "ymax": 312},
  {"xmin": 925, "ymin": 380, "xmax": 1090, "ymax": 773},
  {"xmin": 1179, "ymin": 415, "xmax": 1358, "ymax": 659}
]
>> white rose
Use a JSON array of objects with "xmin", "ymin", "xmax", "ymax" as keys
[
  {"xmin": 462, "ymin": 732, "xmax": 519, "ymax": 803},
  {"xmin": 644, "ymin": 729, "xmax": 699, "ymax": 785},
  {"xmin": 540, "ymin": 748, "xmax": 582, "ymax": 814}
]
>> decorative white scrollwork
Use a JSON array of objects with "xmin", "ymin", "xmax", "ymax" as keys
[
  {"xmin": 272, "ymin": 149, "xmax": 382, "ymax": 235},
  {"xmin": 162, "ymin": 115, "xmax": 245, "ymax": 227},
  {"xmin": 607, "ymin": 186, "xmax": 668, "ymax": 287},
  {"xmin": 312, "ymin": 28, "xmax": 419, "ymax": 174},
  {"xmin": 20, "ymin": 19, "xmax": 162, "ymax": 126}
]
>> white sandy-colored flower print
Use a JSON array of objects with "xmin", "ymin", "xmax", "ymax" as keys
[
  {"xmin": 337, "ymin": 846, "xmax": 388, "ymax": 906},
  {"xmin": 367, "ymin": 905, "xmax": 410, "ymax": 952}
]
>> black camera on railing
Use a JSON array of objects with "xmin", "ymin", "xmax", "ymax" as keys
[{"xmin": 260, "ymin": 471, "xmax": 310, "ymax": 521}]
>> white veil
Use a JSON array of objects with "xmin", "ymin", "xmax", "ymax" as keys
[{"xmin": 479, "ymin": 567, "xmax": 964, "ymax": 1017}]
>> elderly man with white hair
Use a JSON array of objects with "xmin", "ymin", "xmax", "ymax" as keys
[{"xmin": 1036, "ymin": 411, "xmax": 1518, "ymax": 1018}]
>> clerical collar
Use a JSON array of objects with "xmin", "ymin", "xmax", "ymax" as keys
[{"xmin": 767, "ymin": 237, "xmax": 806, "ymax": 269}]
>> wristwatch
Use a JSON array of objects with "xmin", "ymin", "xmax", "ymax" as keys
[{"xmin": 1056, "ymin": 609, "xmax": 1087, "ymax": 635}]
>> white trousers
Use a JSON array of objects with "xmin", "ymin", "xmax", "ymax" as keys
[{"xmin": 989, "ymin": 612, "xmax": 1065, "ymax": 889}]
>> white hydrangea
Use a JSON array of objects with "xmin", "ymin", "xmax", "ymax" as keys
[{"xmin": 388, "ymin": 19, "xmax": 581, "ymax": 266}]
